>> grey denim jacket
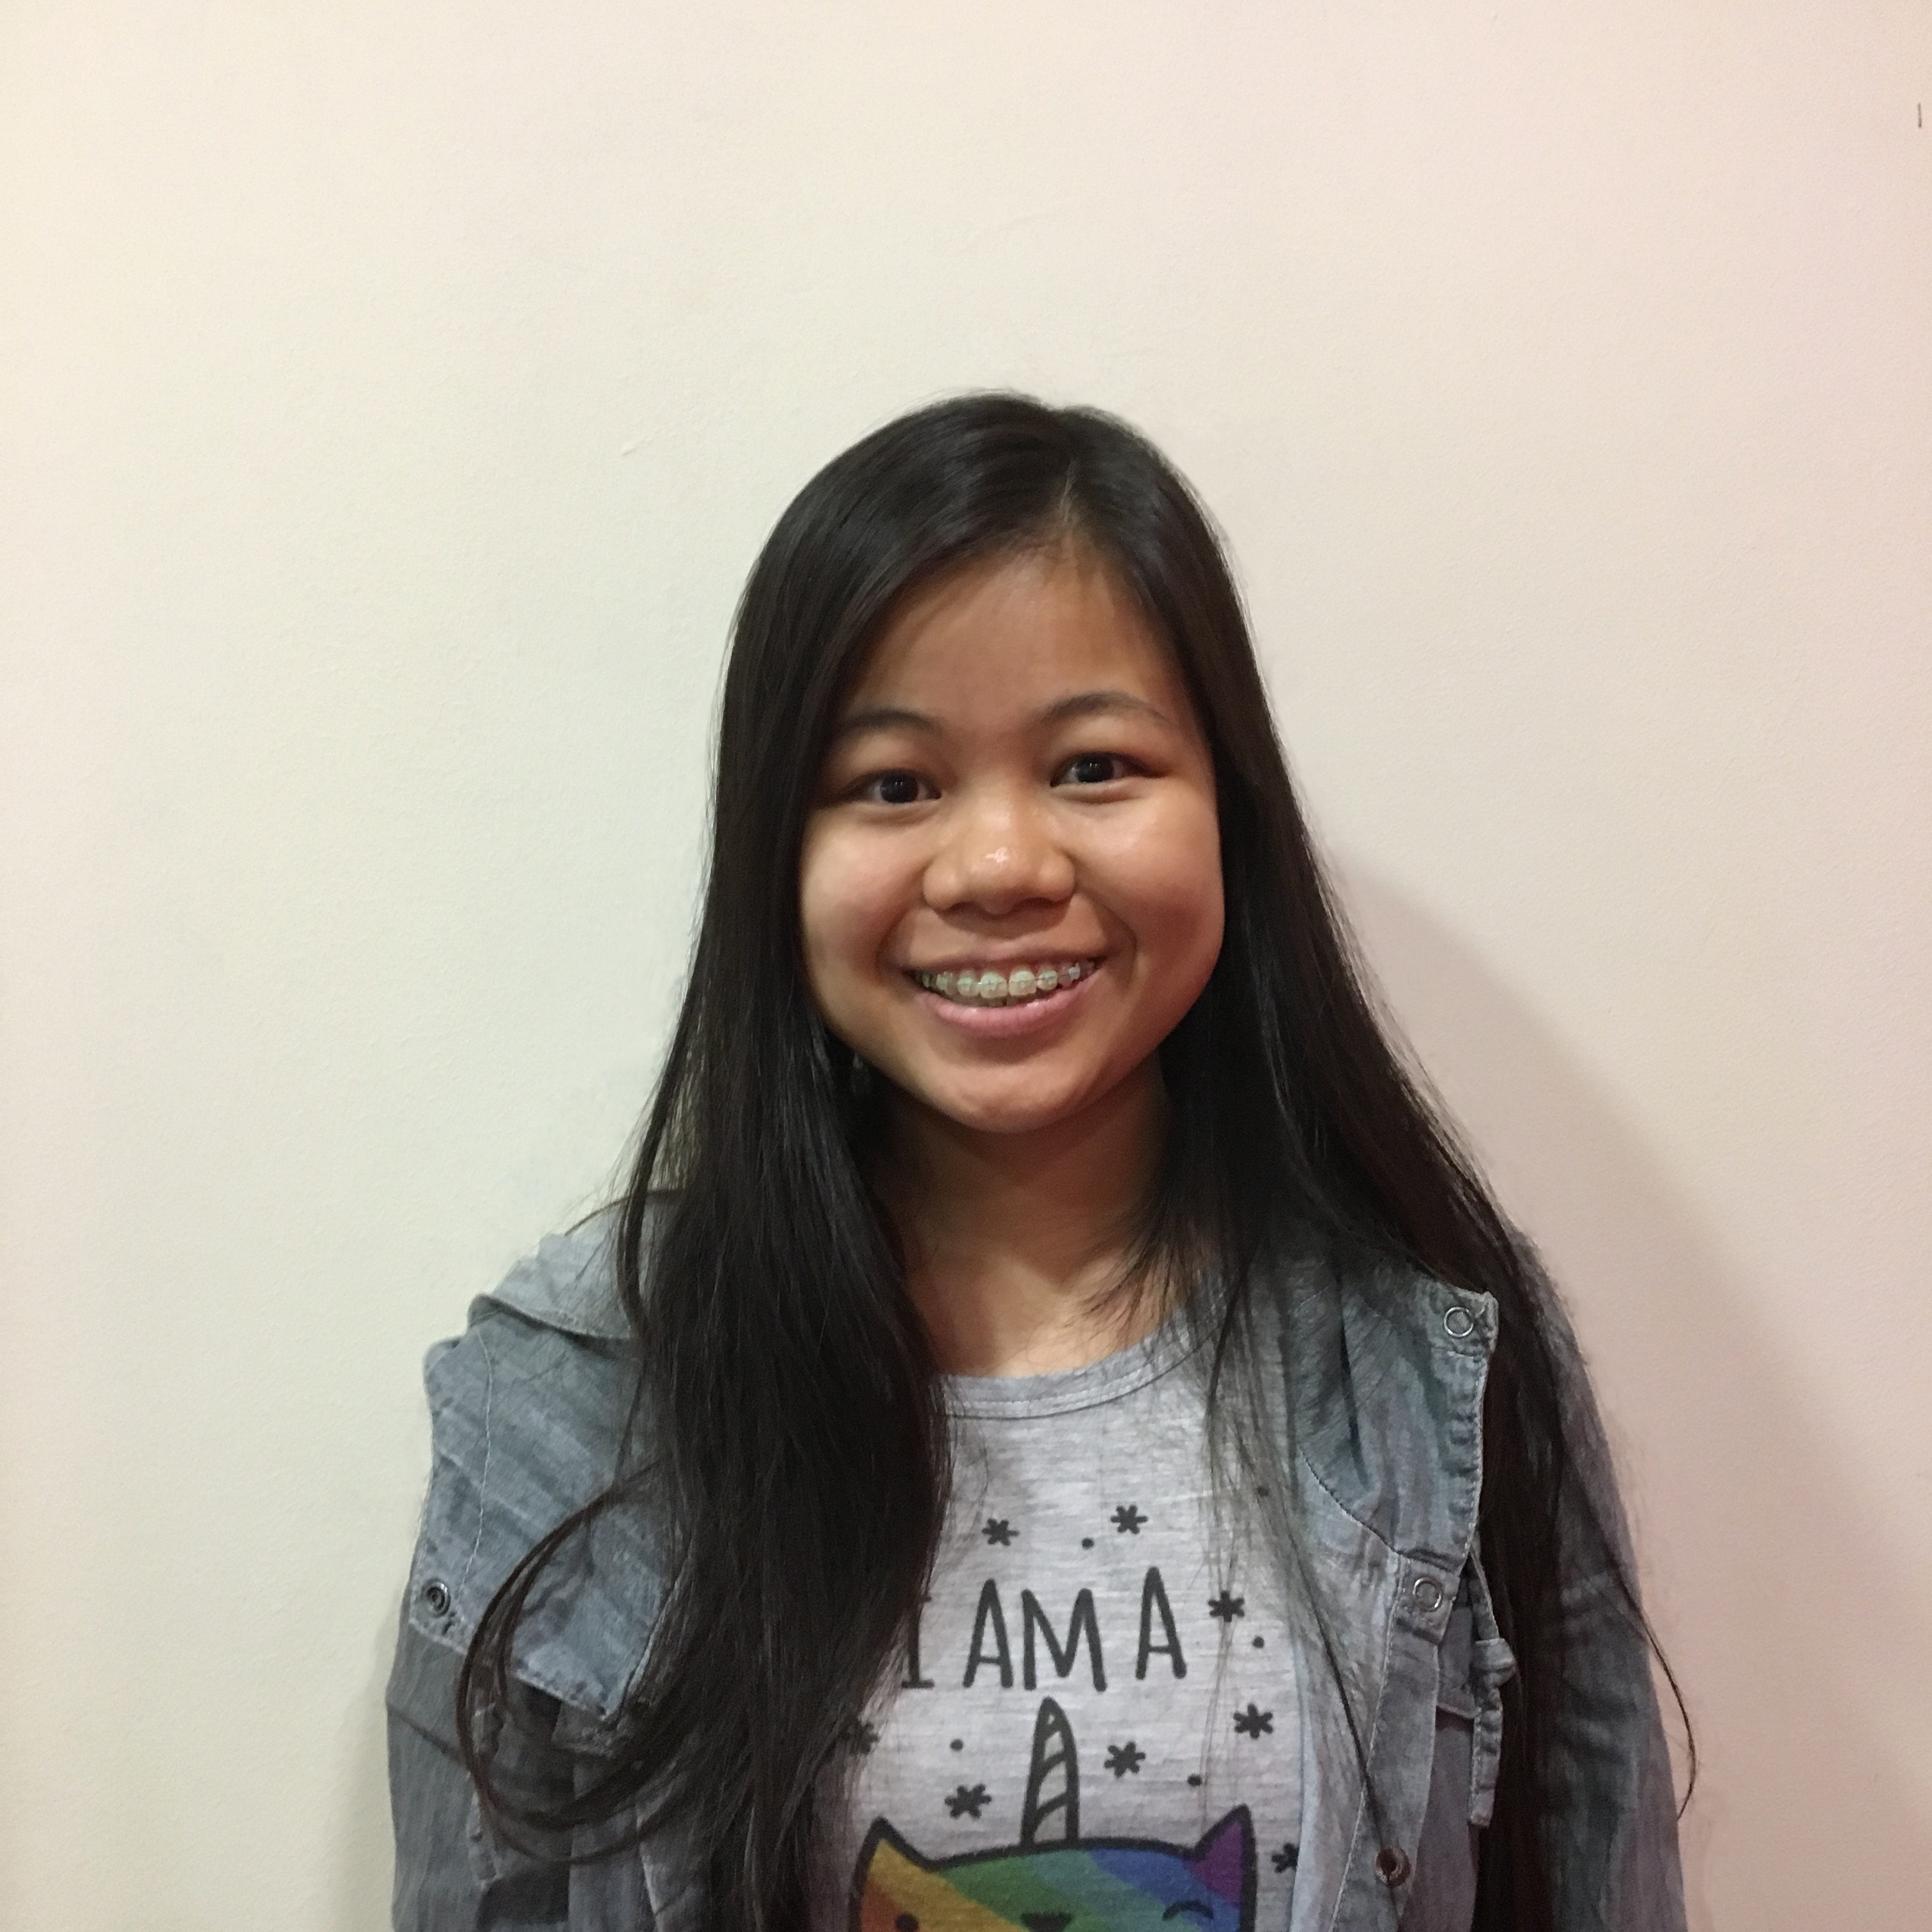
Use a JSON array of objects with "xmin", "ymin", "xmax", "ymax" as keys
[{"xmin": 387, "ymin": 1218, "xmax": 1685, "ymax": 1932}]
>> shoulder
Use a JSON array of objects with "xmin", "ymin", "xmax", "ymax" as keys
[
  {"xmin": 1263, "ymin": 1239, "xmax": 1505, "ymax": 1433},
  {"xmin": 480, "ymin": 1207, "xmax": 634, "ymax": 1342},
  {"xmin": 419, "ymin": 1207, "xmax": 636, "ymax": 1549},
  {"xmin": 1258, "ymin": 1238, "xmax": 1630, "ymax": 1575},
  {"xmin": 1255, "ymin": 1244, "xmax": 1502, "ymax": 1565},
  {"xmin": 402, "ymin": 1204, "xmax": 663, "ymax": 1721}
]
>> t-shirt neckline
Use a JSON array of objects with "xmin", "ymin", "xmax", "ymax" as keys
[{"xmin": 941, "ymin": 1303, "xmax": 1200, "ymax": 1422}]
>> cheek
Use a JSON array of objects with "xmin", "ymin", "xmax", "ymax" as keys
[
  {"xmin": 1098, "ymin": 801, "xmax": 1225, "ymax": 977},
  {"xmin": 797, "ymin": 827, "xmax": 905, "ymax": 1003}
]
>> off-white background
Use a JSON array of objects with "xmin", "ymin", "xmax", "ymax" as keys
[{"xmin": 3, "ymin": 4, "xmax": 1928, "ymax": 1928}]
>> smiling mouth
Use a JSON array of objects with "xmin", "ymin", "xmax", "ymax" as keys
[{"xmin": 910, "ymin": 958, "xmax": 1101, "ymax": 1007}]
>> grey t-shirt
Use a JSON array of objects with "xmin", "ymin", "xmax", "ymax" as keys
[{"xmin": 820, "ymin": 1313, "xmax": 1303, "ymax": 1931}]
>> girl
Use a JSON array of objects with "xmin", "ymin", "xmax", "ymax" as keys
[{"xmin": 387, "ymin": 395, "xmax": 1687, "ymax": 1932}]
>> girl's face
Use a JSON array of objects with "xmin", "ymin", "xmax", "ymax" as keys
[{"xmin": 801, "ymin": 545, "xmax": 1224, "ymax": 1142}]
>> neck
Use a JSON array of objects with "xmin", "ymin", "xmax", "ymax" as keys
[{"xmin": 878, "ymin": 1064, "xmax": 1169, "ymax": 1377}]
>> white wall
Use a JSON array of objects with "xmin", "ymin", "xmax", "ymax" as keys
[{"xmin": 3, "ymin": 4, "xmax": 1926, "ymax": 1926}]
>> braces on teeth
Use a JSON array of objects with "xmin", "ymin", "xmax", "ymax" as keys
[{"xmin": 913, "ymin": 961, "xmax": 1097, "ymax": 1006}]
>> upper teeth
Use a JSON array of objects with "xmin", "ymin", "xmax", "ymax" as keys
[{"xmin": 914, "ymin": 960, "xmax": 1097, "ymax": 1006}]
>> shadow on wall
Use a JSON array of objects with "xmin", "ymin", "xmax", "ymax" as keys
[
  {"xmin": 327, "ymin": 870, "xmax": 1929, "ymax": 1929},
  {"xmin": 1337, "ymin": 863, "xmax": 1929, "ymax": 1930}
]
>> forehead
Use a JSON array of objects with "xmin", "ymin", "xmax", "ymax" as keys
[{"xmin": 841, "ymin": 544, "xmax": 1184, "ymax": 717}]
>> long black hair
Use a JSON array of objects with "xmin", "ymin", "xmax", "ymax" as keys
[{"xmin": 458, "ymin": 394, "xmax": 1685, "ymax": 1929}]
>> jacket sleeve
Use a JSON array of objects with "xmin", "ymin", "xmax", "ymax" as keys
[
  {"xmin": 1541, "ymin": 1296, "xmax": 1688, "ymax": 1931},
  {"xmin": 385, "ymin": 1290, "xmax": 659, "ymax": 1932},
  {"xmin": 387, "ymin": 1606, "xmax": 574, "ymax": 1929}
]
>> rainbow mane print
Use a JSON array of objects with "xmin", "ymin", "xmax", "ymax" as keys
[{"xmin": 850, "ymin": 1699, "xmax": 1256, "ymax": 1932}]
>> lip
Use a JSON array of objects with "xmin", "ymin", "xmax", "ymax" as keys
[{"xmin": 907, "ymin": 958, "xmax": 1105, "ymax": 1040}]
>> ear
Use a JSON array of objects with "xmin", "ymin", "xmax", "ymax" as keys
[
  {"xmin": 855, "ymin": 1815, "xmax": 928, "ymax": 1876},
  {"xmin": 851, "ymin": 1816, "xmax": 937, "ymax": 1932},
  {"xmin": 1185, "ymin": 1804, "xmax": 1254, "ymax": 1910},
  {"xmin": 1020, "ymin": 1696, "xmax": 1079, "ymax": 1844}
]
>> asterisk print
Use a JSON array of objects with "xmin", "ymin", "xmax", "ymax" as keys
[
  {"xmin": 981, "ymin": 1517, "xmax": 1017, "ymax": 1546},
  {"xmin": 1232, "ymin": 1703, "xmax": 1275, "ymax": 1738},
  {"xmin": 842, "ymin": 1718, "xmax": 879, "ymax": 1756},
  {"xmin": 1103, "ymin": 1741, "xmax": 1146, "ymax": 1778},
  {"xmin": 944, "ymin": 1782, "xmax": 992, "ymax": 1820},
  {"xmin": 1271, "ymin": 1841, "xmax": 1300, "ymax": 1874},
  {"xmin": 1111, "ymin": 1503, "xmax": 1148, "ymax": 1535},
  {"xmin": 1206, "ymin": 1588, "xmax": 1246, "ymax": 1621}
]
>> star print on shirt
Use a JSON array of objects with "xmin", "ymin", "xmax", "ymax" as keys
[
  {"xmin": 1232, "ymin": 1703, "xmax": 1275, "ymax": 1738},
  {"xmin": 1103, "ymin": 1742, "xmax": 1146, "ymax": 1777},
  {"xmin": 944, "ymin": 1782, "xmax": 992, "ymax": 1820},
  {"xmin": 843, "ymin": 1719, "xmax": 879, "ymax": 1755},
  {"xmin": 1272, "ymin": 1841, "xmax": 1300, "ymax": 1873},
  {"xmin": 1206, "ymin": 1589, "xmax": 1246, "ymax": 1621},
  {"xmin": 1111, "ymin": 1503, "xmax": 1147, "ymax": 1534},
  {"xmin": 981, "ymin": 1517, "xmax": 1017, "ymax": 1545}
]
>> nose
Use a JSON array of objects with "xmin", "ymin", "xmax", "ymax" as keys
[{"xmin": 923, "ymin": 782, "xmax": 1075, "ymax": 916}]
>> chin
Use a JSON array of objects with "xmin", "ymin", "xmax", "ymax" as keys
[
  {"xmin": 920, "ymin": 1079, "xmax": 1100, "ymax": 1138},
  {"xmin": 951, "ymin": 1107, "xmax": 1075, "ymax": 1138}
]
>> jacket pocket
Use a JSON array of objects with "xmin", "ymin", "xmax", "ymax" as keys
[
  {"xmin": 1459, "ymin": 1550, "xmax": 1518, "ymax": 1827},
  {"xmin": 1404, "ymin": 1600, "xmax": 1484, "ymax": 1932}
]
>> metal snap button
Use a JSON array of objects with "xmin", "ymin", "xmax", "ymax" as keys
[
  {"xmin": 1375, "ymin": 1845, "xmax": 1412, "ymax": 1886},
  {"xmin": 1411, "ymin": 1574, "xmax": 1445, "ymax": 1613},
  {"xmin": 422, "ymin": 1579, "xmax": 452, "ymax": 1616},
  {"xmin": 1443, "ymin": 1304, "xmax": 1475, "ymax": 1339}
]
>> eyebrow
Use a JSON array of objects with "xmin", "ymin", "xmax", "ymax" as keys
[{"xmin": 827, "ymin": 689, "xmax": 1175, "ymax": 743}]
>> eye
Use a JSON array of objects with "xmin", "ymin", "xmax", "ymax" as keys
[
  {"xmin": 855, "ymin": 769, "xmax": 933, "ymax": 806},
  {"xmin": 1055, "ymin": 752, "xmax": 1135, "ymax": 787}
]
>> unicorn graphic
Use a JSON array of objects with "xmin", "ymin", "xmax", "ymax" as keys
[{"xmin": 849, "ymin": 1699, "xmax": 1257, "ymax": 1931}]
